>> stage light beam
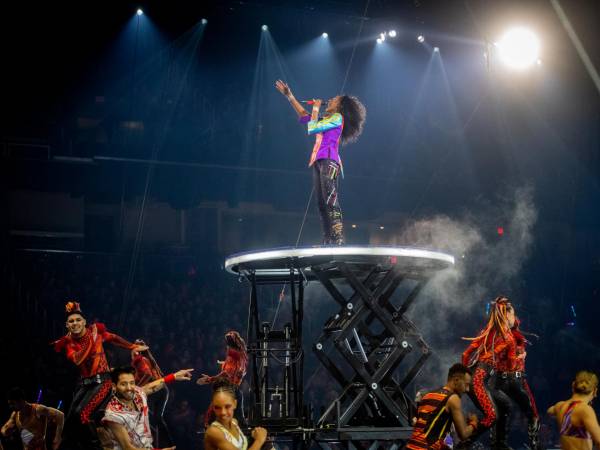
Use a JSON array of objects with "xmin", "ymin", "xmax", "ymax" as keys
[
  {"xmin": 262, "ymin": 25, "xmax": 268, "ymax": 31},
  {"xmin": 322, "ymin": 32, "xmax": 328, "ymax": 38},
  {"xmin": 417, "ymin": 35, "xmax": 425, "ymax": 43},
  {"xmin": 433, "ymin": 47, "xmax": 440, "ymax": 52},
  {"xmin": 136, "ymin": 8, "xmax": 143, "ymax": 16},
  {"xmin": 201, "ymin": 18, "xmax": 208, "ymax": 25},
  {"xmin": 497, "ymin": 27, "xmax": 540, "ymax": 70},
  {"xmin": 388, "ymin": 30, "xmax": 397, "ymax": 38},
  {"xmin": 376, "ymin": 38, "xmax": 383, "ymax": 44}
]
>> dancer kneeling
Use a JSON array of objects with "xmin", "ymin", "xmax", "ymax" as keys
[
  {"xmin": 102, "ymin": 366, "xmax": 193, "ymax": 450},
  {"xmin": 407, "ymin": 363, "xmax": 479, "ymax": 449},
  {"xmin": 204, "ymin": 381, "xmax": 267, "ymax": 450}
]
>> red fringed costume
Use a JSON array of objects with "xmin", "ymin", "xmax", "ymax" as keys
[
  {"xmin": 53, "ymin": 302, "xmax": 136, "ymax": 450},
  {"xmin": 199, "ymin": 331, "xmax": 248, "ymax": 426},
  {"xmin": 199, "ymin": 330, "xmax": 248, "ymax": 386}
]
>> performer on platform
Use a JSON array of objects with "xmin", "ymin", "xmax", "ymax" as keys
[
  {"xmin": 52, "ymin": 301, "xmax": 147, "ymax": 450},
  {"xmin": 275, "ymin": 79, "xmax": 366, "ymax": 245},
  {"xmin": 406, "ymin": 363, "xmax": 479, "ymax": 450},
  {"xmin": 101, "ymin": 366, "xmax": 193, "ymax": 450},
  {"xmin": 204, "ymin": 381, "xmax": 268, "ymax": 450},
  {"xmin": 1, "ymin": 387, "xmax": 65, "ymax": 450},
  {"xmin": 548, "ymin": 370, "xmax": 600, "ymax": 450},
  {"xmin": 492, "ymin": 315, "xmax": 542, "ymax": 450},
  {"xmin": 458, "ymin": 297, "xmax": 516, "ymax": 449}
]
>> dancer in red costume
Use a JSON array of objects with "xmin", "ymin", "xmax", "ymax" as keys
[
  {"xmin": 130, "ymin": 339, "xmax": 174, "ymax": 447},
  {"xmin": 492, "ymin": 316, "xmax": 542, "ymax": 450},
  {"xmin": 52, "ymin": 301, "xmax": 147, "ymax": 450},
  {"xmin": 197, "ymin": 331, "xmax": 248, "ymax": 387},
  {"xmin": 197, "ymin": 331, "xmax": 248, "ymax": 427},
  {"xmin": 457, "ymin": 297, "xmax": 516, "ymax": 449}
]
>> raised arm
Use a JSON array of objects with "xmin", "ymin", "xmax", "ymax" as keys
[
  {"xmin": 447, "ymin": 395, "xmax": 478, "ymax": 440},
  {"xmin": 275, "ymin": 80, "xmax": 308, "ymax": 118},
  {"xmin": 35, "ymin": 405, "xmax": 65, "ymax": 450},
  {"xmin": 98, "ymin": 323, "xmax": 146, "ymax": 352},
  {"xmin": 142, "ymin": 369, "xmax": 194, "ymax": 396}
]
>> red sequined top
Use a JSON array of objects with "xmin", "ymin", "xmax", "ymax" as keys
[
  {"xmin": 462, "ymin": 330, "xmax": 517, "ymax": 371},
  {"xmin": 512, "ymin": 329, "xmax": 527, "ymax": 372},
  {"xmin": 54, "ymin": 323, "xmax": 136, "ymax": 378},
  {"xmin": 132, "ymin": 354, "xmax": 162, "ymax": 386}
]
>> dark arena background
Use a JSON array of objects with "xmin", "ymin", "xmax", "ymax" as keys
[{"xmin": 2, "ymin": 1, "xmax": 600, "ymax": 449}]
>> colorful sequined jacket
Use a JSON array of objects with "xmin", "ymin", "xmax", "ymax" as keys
[{"xmin": 299, "ymin": 113, "xmax": 344, "ymax": 166}]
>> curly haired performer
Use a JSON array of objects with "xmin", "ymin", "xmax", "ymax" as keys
[
  {"xmin": 52, "ymin": 302, "xmax": 147, "ymax": 450},
  {"xmin": 275, "ymin": 79, "xmax": 366, "ymax": 245},
  {"xmin": 458, "ymin": 297, "xmax": 517, "ymax": 449}
]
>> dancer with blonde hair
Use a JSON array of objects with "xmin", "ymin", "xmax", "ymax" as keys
[{"xmin": 548, "ymin": 371, "xmax": 600, "ymax": 450}]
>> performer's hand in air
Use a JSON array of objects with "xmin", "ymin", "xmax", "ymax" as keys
[
  {"xmin": 275, "ymin": 79, "xmax": 309, "ymax": 118},
  {"xmin": 174, "ymin": 368, "xmax": 194, "ymax": 381},
  {"xmin": 197, "ymin": 374, "xmax": 212, "ymax": 385},
  {"xmin": 275, "ymin": 79, "xmax": 292, "ymax": 98},
  {"xmin": 133, "ymin": 343, "xmax": 149, "ymax": 352}
]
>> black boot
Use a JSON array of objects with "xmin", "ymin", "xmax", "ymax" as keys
[{"xmin": 527, "ymin": 418, "xmax": 543, "ymax": 450}]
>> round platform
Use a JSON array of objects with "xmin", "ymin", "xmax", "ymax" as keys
[{"xmin": 225, "ymin": 246, "xmax": 454, "ymax": 281}]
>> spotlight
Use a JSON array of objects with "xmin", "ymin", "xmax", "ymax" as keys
[
  {"xmin": 136, "ymin": 8, "xmax": 143, "ymax": 16},
  {"xmin": 380, "ymin": 32, "xmax": 386, "ymax": 41},
  {"xmin": 388, "ymin": 30, "xmax": 397, "ymax": 38},
  {"xmin": 322, "ymin": 32, "xmax": 328, "ymax": 38},
  {"xmin": 379, "ymin": 226, "xmax": 385, "ymax": 230},
  {"xmin": 417, "ymin": 35, "xmax": 425, "ymax": 43},
  {"xmin": 351, "ymin": 224, "xmax": 357, "ymax": 229},
  {"xmin": 201, "ymin": 18, "xmax": 208, "ymax": 25},
  {"xmin": 376, "ymin": 38, "xmax": 383, "ymax": 44},
  {"xmin": 497, "ymin": 27, "xmax": 540, "ymax": 70},
  {"xmin": 261, "ymin": 24, "xmax": 268, "ymax": 31},
  {"xmin": 433, "ymin": 46, "xmax": 440, "ymax": 52}
]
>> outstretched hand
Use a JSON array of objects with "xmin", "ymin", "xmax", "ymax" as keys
[
  {"xmin": 133, "ymin": 344, "xmax": 149, "ymax": 352},
  {"xmin": 196, "ymin": 374, "xmax": 212, "ymax": 385},
  {"xmin": 174, "ymin": 369, "xmax": 194, "ymax": 381},
  {"xmin": 275, "ymin": 79, "xmax": 292, "ymax": 98}
]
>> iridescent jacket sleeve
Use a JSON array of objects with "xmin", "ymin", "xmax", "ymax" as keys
[{"xmin": 307, "ymin": 113, "xmax": 343, "ymax": 135}]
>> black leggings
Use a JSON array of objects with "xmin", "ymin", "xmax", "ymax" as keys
[
  {"xmin": 493, "ymin": 374, "xmax": 540, "ymax": 447},
  {"xmin": 313, "ymin": 159, "xmax": 344, "ymax": 244}
]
